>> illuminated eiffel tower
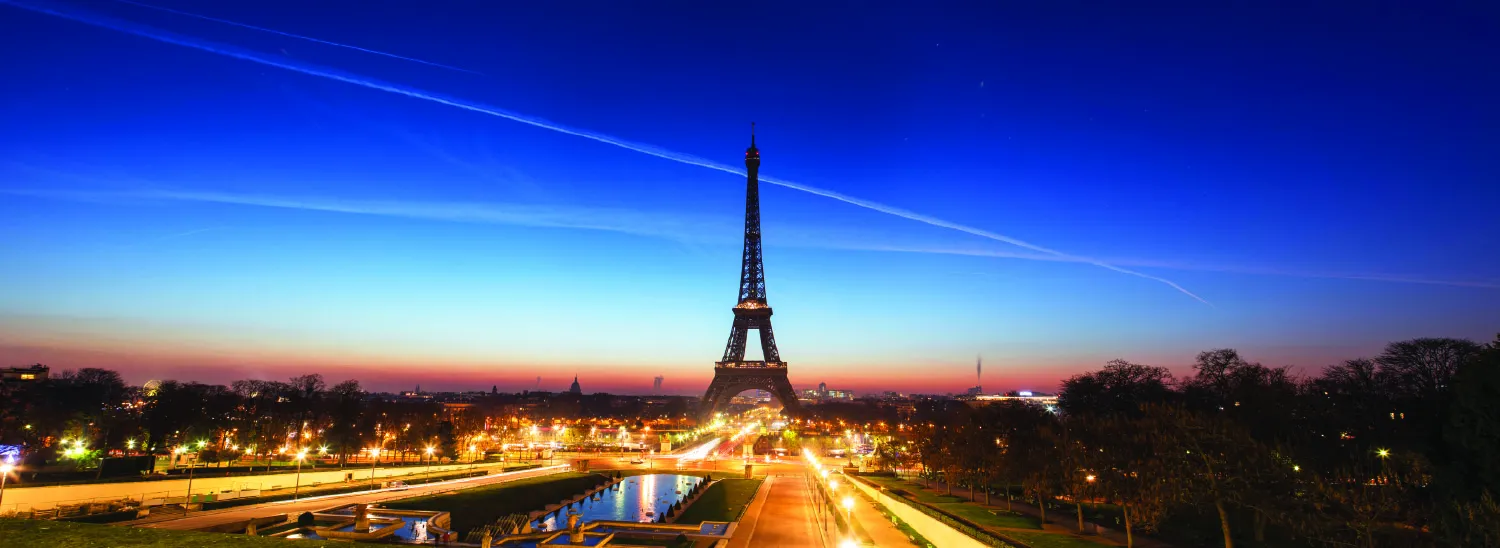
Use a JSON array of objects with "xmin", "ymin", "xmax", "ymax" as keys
[{"xmin": 700, "ymin": 125, "xmax": 801, "ymax": 418}]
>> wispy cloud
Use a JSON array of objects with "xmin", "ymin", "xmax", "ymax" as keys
[
  {"xmin": 118, "ymin": 226, "xmax": 232, "ymax": 250},
  {"xmin": 7, "ymin": 187, "xmax": 738, "ymax": 243},
  {"xmin": 108, "ymin": 0, "xmax": 481, "ymax": 74},
  {"xmin": 9, "ymin": 187, "xmax": 1496, "ymax": 290},
  {"xmin": 864, "ymin": 244, "xmax": 1500, "ymax": 290}
]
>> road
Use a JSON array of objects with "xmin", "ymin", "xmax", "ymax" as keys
[
  {"xmin": 729, "ymin": 474, "xmax": 825, "ymax": 548},
  {"xmin": 125, "ymin": 465, "xmax": 569, "ymax": 531}
]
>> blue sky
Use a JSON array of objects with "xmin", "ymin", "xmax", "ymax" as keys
[{"xmin": 1, "ymin": 0, "xmax": 1496, "ymax": 394}]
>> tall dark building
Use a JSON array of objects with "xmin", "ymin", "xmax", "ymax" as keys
[
  {"xmin": 701, "ymin": 125, "xmax": 802, "ymax": 417},
  {"xmin": 568, "ymin": 375, "xmax": 582, "ymax": 395}
]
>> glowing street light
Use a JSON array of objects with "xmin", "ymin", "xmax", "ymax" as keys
[
  {"xmin": 0, "ymin": 461, "xmax": 15, "ymax": 508},
  {"xmin": 368, "ymin": 447, "xmax": 382, "ymax": 489},
  {"xmin": 842, "ymin": 495, "xmax": 854, "ymax": 522},
  {"xmin": 1085, "ymin": 475, "xmax": 1096, "ymax": 483},
  {"xmin": 839, "ymin": 539, "xmax": 858, "ymax": 548},
  {"xmin": 1376, "ymin": 448, "xmax": 1390, "ymax": 459},
  {"xmin": 293, "ymin": 450, "xmax": 308, "ymax": 500},
  {"xmin": 425, "ymin": 446, "xmax": 436, "ymax": 480}
]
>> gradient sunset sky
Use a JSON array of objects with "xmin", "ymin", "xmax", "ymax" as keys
[{"xmin": 2, "ymin": 1, "xmax": 1496, "ymax": 395}]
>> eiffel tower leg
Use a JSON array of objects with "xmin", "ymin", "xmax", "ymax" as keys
[
  {"xmin": 769, "ymin": 376, "xmax": 800, "ymax": 417},
  {"xmin": 722, "ymin": 319, "xmax": 750, "ymax": 363},
  {"xmin": 699, "ymin": 376, "xmax": 739, "ymax": 420},
  {"xmin": 757, "ymin": 322, "xmax": 781, "ymax": 363}
]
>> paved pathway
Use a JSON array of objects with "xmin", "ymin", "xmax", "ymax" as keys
[
  {"xmin": 728, "ymin": 475, "xmax": 824, "ymax": 548},
  {"xmin": 123, "ymin": 465, "xmax": 569, "ymax": 531},
  {"xmin": 842, "ymin": 478, "xmax": 921, "ymax": 547}
]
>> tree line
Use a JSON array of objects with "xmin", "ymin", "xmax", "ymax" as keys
[
  {"xmin": 0, "ymin": 372, "xmax": 695, "ymax": 473},
  {"xmin": 882, "ymin": 336, "xmax": 1499, "ymax": 548},
  {"xmin": 0, "ymin": 374, "xmax": 472, "ymax": 467}
]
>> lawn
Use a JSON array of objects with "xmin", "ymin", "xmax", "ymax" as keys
[
  {"xmin": 1000, "ymin": 529, "xmax": 1115, "ymax": 548},
  {"xmin": 672, "ymin": 478, "xmax": 763, "ymax": 524},
  {"xmin": 0, "ymin": 518, "xmax": 341, "ymax": 547},
  {"xmin": 382, "ymin": 471, "xmax": 609, "ymax": 535},
  {"xmin": 859, "ymin": 475, "xmax": 966, "ymax": 503},
  {"xmin": 855, "ymin": 475, "xmax": 1114, "ymax": 548},
  {"xmin": 932, "ymin": 502, "xmax": 1038, "ymax": 529}
]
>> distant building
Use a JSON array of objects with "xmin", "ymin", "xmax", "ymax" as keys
[
  {"xmin": 801, "ymin": 382, "xmax": 855, "ymax": 402},
  {"xmin": 568, "ymin": 375, "xmax": 582, "ymax": 395},
  {"xmin": 1, "ymin": 364, "xmax": 48, "ymax": 382},
  {"xmin": 964, "ymin": 386, "xmax": 984, "ymax": 397},
  {"xmin": 398, "ymin": 391, "xmax": 433, "ymax": 401},
  {"xmin": 652, "ymin": 375, "xmax": 664, "ymax": 394},
  {"xmin": 970, "ymin": 392, "xmax": 1059, "ymax": 411}
]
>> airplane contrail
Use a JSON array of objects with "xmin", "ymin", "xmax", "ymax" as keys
[
  {"xmin": 109, "ymin": 0, "xmax": 481, "ymax": 75},
  {"xmin": 1, "ymin": 0, "xmax": 1210, "ymax": 305}
]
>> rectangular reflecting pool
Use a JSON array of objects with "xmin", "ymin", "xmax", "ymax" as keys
[{"xmin": 531, "ymin": 474, "xmax": 702, "ymax": 532}]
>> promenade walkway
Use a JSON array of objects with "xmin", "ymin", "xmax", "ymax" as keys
[
  {"xmin": 728, "ymin": 475, "xmax": 823, "ymax": 548},
  {"xmin": 840, "ymin": 478, "xmax": 923, "ymax": 547}
]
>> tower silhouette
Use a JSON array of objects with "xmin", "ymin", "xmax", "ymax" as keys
[{"xmin": 700, "ymin": 125, "xmax": 801, "ymax": 418}]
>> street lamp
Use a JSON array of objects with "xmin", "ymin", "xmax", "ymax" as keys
[
  {"xmin": 368, "ymin": 447, "xmax": 381, "ymax": 490},
  {"xmin": 0, "ymin": 461, "xmax": 14, "ymax": 508},
  {"xmin": 842, "ymin": 496, "xmax": 854, "ymax": 523},
  {"xmin": 175, "ymin": 447, "xmax": 197, "ymax": 513},
  {"xmin": 293, "ymin": 450, "xmax": 308, "ymax": 500},
  {"xmin": 425, "ymin": 446, "xmax": 435, "ymax": 480}
]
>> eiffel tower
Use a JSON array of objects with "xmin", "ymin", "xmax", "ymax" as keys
[{"xmin": 700, "ymin": 125, "xmax": 801, "ymax": 418}]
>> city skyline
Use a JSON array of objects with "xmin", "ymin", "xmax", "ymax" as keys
[{"xmin": 2, "ymin": 1, "xmax": 1497, "ymax": 394}]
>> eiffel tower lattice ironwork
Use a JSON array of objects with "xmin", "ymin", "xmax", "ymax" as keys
[{"xmin": 701, "ymin": 124, "xmax": 801, "ymax": 418}]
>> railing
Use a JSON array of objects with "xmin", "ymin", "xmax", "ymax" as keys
[{"xmin": 714, "ymin": 361, "xmax": 787, "ymax": 369}]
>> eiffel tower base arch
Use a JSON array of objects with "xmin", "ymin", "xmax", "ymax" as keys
[{"xmin": 700, "ymin": 365, "xmax": 801, "ymax": 420}]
